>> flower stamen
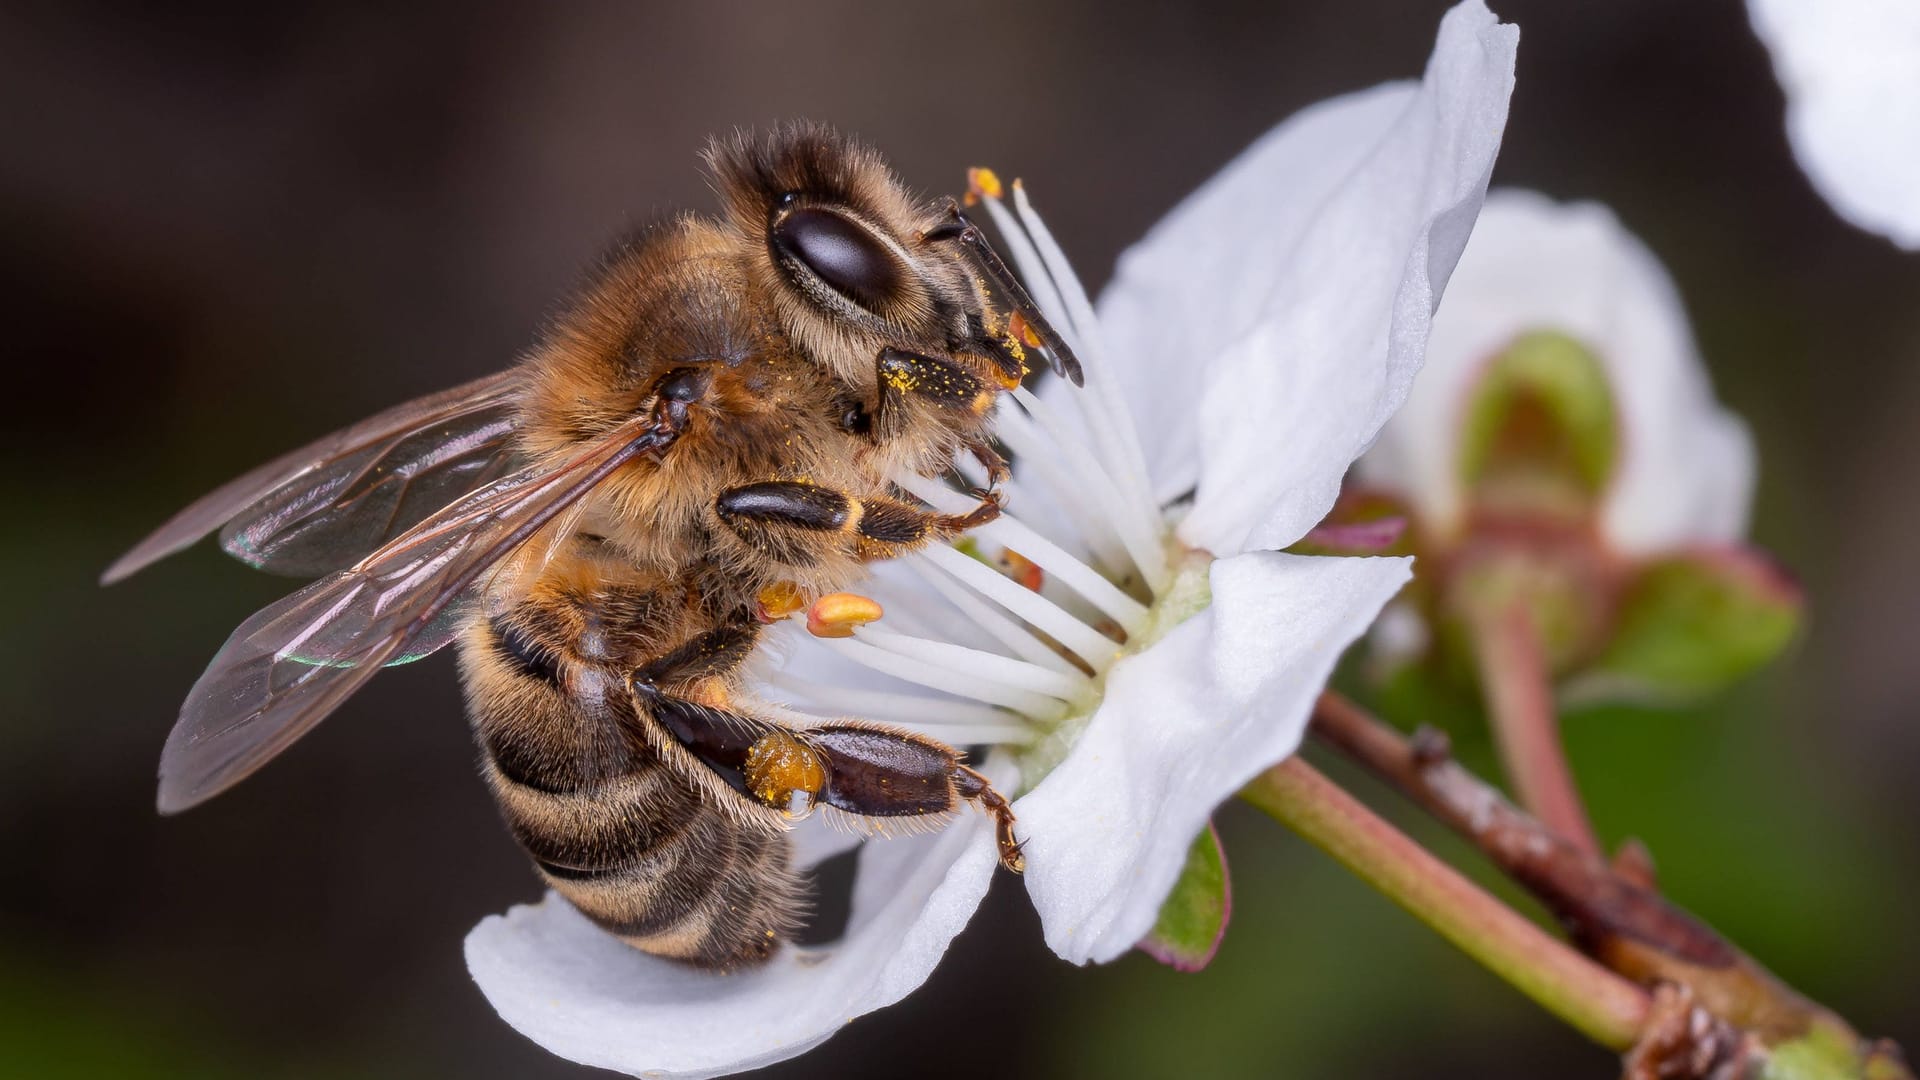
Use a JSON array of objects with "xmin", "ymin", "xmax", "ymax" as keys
[
  {"xmin": 893, "ymin": 471, "xmax": 1150, "ymax": 633},
  {"xmin": 905, "ymin": 560, "xmax": 1085, "ymax": 677},
  {"xmin": 806, "ymin": 592, "xmax": 884, "ymax": 638},
  {"xmin": 1011, "ymin": 387, "xmax": 1168, "ymax": 584},
  {"xmin": 854, "ymin": 623, "xmax": 1089, "ymax": 701},
  {"xmin": 918, "ymin": 544, "xmax": 1118, "ymax": 664},
  {"xmin": 817, "ymin": 633, "xmax": 1070, "ymax": 720}
]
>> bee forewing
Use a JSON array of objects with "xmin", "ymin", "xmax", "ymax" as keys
[
  {"xmin": 156, "ymin": 411, "xmax": 671, "ymax": 814},
  {"xmin": 103, "ymin": 370, "xmax": 522, "ymax": 585}
]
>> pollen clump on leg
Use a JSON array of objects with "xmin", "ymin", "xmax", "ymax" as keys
[
  {"xmin": 755, "ymin": 580, "xmax": 808, "ymax": 622},
  {"xmin": 744, "ymin": 730, "xmax": 826, "ymax": 815},
  {"xmin": 1007, "ymin": 309, "xmax": 1044, "ymax": 350}
]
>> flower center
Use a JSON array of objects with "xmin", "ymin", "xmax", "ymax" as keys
[{"xmin": 1012, "ymin": 545, "xmax": 1213, "ymax": 784}]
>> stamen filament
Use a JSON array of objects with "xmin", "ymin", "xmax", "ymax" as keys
[
  {"xmin": 1013, "ymin": 387, "xmax": 1170, "ymax": 591},
  {"xmin": 856, "ymin": 624, "xmax": 1088, "ymax": 700},
  {"xmin": 980, "ymin": 195, "xmax": 1161, "ymax": 532},
  {"xmin": 906, "ymin": 559, "xmax": 1084, "ymax": 678},
  {"xmin": 820, "ymin": 634, "xmax": 1070, "ymax": 720},
  {"xmin": 1009, "ymin": 183, "xmax": 1163, "ymax": 528},
  {"xmin": 991, "ymin": 405, "xmax": 1137, "ymax": 575},
  {"xmin": 920, "ymin": 544, "xmax": 1117, "ymax": 664},
  {"xmin": 756, "ymin": 672, "xmax": 1023, "ymax": 733},
  {"xmin": 893, "ymin": 472, "xmax": 1150, "ymax": 633}
]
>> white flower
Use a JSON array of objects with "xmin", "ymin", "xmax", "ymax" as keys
[
  {"xmin": 1748, "ymin": 0, "xmax": 1920, "ymax": 249},
  {"xmin": 465, "ymin": 3, "xmax": 1517, "ymax": 1076},
  {"xmin": 1356, "ymin": 189, "xmax": 1756, "ymax": 559}
]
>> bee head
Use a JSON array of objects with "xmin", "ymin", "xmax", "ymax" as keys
[{"xmin": 705, "ymin": 123, "xmax": 982, "ymax": 389}]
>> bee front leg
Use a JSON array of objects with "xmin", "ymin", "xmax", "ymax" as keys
[
  {"xmin": 968, "ymin": 439, "xmax": 1012, "ymax": 492},
  {"xmin": 872, "ymin": 348, "xmax": 1012, "ymax": 494},
  {"xmin": 872, "ymin": 348, "xmax": 1002, "ymax": 441}
]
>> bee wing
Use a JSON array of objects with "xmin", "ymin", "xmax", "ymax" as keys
[
  {"xmin": 157, "ymin": 410, "xmax": 674, "ymax": 815},
  {"xmin": 103, "ymin": 370, "xmax": 523, "ymax": 584}
]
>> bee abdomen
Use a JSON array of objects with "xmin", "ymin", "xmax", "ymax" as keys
[
  {"xmin": 550, "ymin": 814, "xmax": 800, "ymax": 969},
  {"xmin": 487, "ymin": 758, "xmax": 802, "ymax": 969}
]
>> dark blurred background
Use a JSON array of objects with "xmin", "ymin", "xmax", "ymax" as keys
[{"xmin": 3, "ymin": 1, "xmax": 1916, "ymax": 1076}]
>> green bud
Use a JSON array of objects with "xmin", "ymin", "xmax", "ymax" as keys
[
  {"xmin": 1569, "ymin": 546, "xmax": 1801, "ymax": 705},
  {"xmin": 1139, "ymin": 822, "xmax": 1230, "ymax": 972},
  {"xmin": 1458, "ymin": 331, "xmax": 1618, "ymax": 515},
  {"xmin": 1761, "ymin": 1015, "xmax": 1909, "ymax": 1080}
]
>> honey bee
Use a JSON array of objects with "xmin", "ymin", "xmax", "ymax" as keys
[{"xmin": 105, "ymin": 123, "xmax": 1082, "ymax": 969}]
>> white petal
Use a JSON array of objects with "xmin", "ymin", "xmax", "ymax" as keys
[
  {"xmin": 1357, "ymin": 191, "xmax": 1756, "ymax": 555},
  {"xmin": 1092, "ymin": 0, "xmax": 1515, "ymax": 553},
  {"xmin": 464, "ymin": 761, "xmax": 1009, "ymax": 1080},
  {"xmin": 1015, "ymin": 552, "xmax": 1411, "ymax": 964},
  {"xmin": 1749, "ymin": 0, "xmax": 1920, "ymax": 249}
]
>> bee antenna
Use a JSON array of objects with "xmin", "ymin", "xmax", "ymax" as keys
[{"xmin": 928, "ymin": 200, "xmax": 1084, "ymax": 387}]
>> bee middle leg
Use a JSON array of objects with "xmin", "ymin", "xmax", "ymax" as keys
[{"xmin": 714, "ymin": 480, "xmax": 999, "ymax": 565}]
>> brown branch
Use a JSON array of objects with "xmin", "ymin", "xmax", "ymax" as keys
[{"xmin": 1310, "ymin": 690, "xmax": 1911, "ymax": 1079}]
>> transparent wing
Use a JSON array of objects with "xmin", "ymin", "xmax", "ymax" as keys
[
  {"xmin": 104, "ymin": 370, "xmax": 522, "ymax": 584},
  {"xmin": 157, "ymin": 410, "xmax": 674, "ymax": 814}
]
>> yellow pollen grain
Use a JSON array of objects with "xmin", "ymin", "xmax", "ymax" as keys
[{"xmin": 883, "ymin": 366, "xmax": 917, "ymax": 393}]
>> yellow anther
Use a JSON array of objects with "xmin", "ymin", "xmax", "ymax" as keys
[
  {"xmin": 965, "ymin": 166, "xmax": 1004, "ymax": 205},
  {"xmin": 755, "ymin": 580, "xmax": 808, "ymax": 622},
  {"xmin": 1000, "ymin": 548, "xmax": 1044, "ymax": 592},
  {"xmin": 806, "ymin": 592, "xmax": 884, "ymax": 638},
  {"xmin": 744, "ymin": 730, "xmax": 826, "ymax": 813},
  {"xmin": 1008, "ymin": 310, "xmax": 1044, "ymax": 350}
]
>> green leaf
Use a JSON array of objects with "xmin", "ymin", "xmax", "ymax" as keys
[
  {"xmin": 1138, "ymin": 821, "xmax": 1231, "ymax": 972},
  {"xmin": 1569, "ymin": 545, "xmax": 1802, "ymax": 705}
]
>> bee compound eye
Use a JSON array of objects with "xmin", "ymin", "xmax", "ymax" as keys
[{"xmin": 771, "ymin": 207, "xmax": 903, "ymax": 310}]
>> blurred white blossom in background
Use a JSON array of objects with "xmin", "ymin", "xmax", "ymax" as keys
[{"xmin": 1749, "ymin": 0, "xmax": 1920, "ymax": 249}]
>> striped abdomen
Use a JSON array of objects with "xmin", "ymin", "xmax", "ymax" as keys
[{"xmin": 457, "ymin": 577, "xmax": 801, "ymax": 970}]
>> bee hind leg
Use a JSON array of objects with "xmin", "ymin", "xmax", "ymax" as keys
[
  {"xmin": 805, "ymin": 724, "xmax": 1025, "ymax": 873},
  {"xmin": 630, "ymin": 667, "xmax": 1027, "ymax": 871}
]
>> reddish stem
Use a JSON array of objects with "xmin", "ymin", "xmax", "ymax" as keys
[{"xmin": 1476, "ymin": 602, "xmax": 1601, "ymax": 856}]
